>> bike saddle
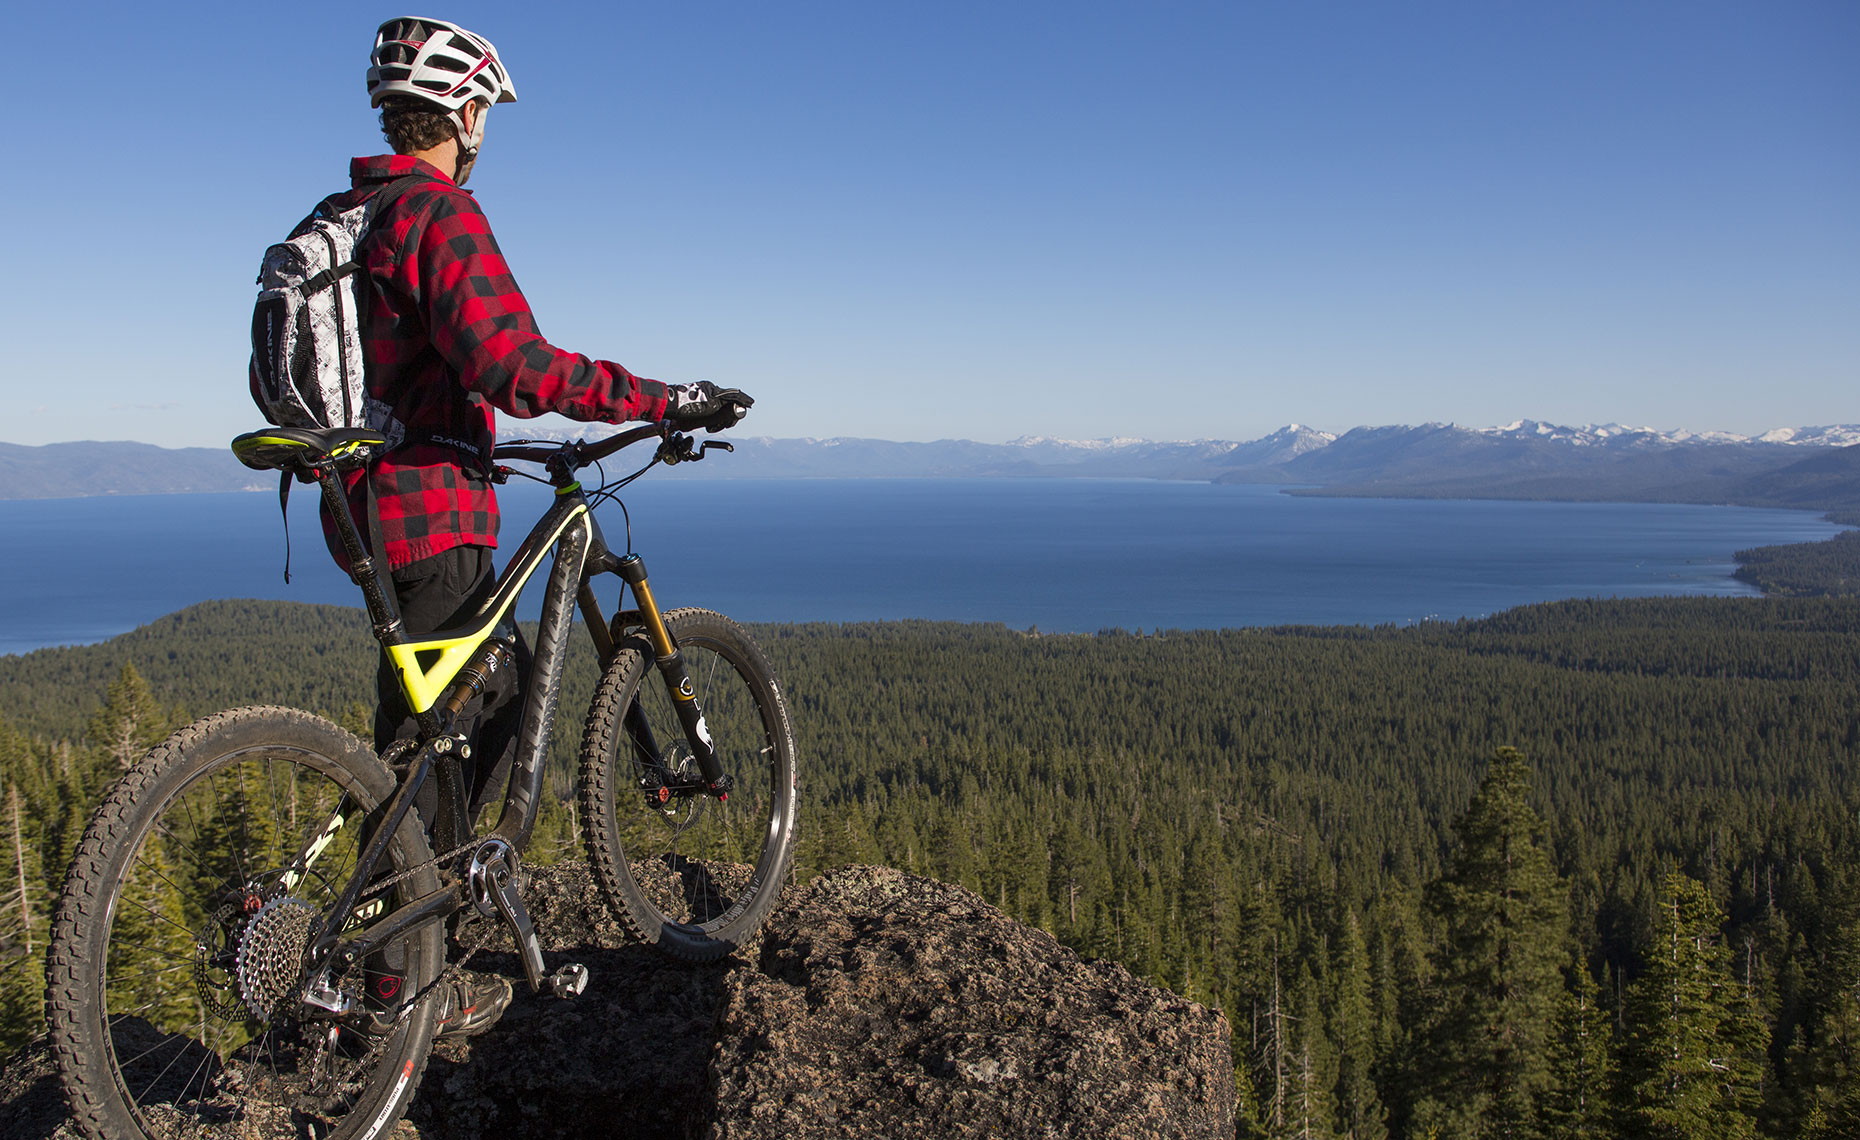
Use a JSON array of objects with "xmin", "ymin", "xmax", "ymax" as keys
[{"xmin": 233, "ymin": 427, "xmax": 390, "ymax": 472}]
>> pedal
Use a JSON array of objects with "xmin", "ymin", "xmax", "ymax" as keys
[{"xmin": 547, "ymin": 962, "xmax": 589, "ymax": 999}]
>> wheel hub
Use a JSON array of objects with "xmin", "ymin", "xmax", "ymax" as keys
[{"xmin": 638, "ymin": 747, "xmax": 708, "ymax": 833}]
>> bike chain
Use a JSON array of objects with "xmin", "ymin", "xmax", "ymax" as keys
[
  {"xmin": 356, "ymin": 836, "xmax": 478, "ymax": 904},
  {"xmin": 301, "ymin": 837, "xmax": 505, "ymax": 1104}
]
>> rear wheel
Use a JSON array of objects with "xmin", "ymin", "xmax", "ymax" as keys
[
  {"xmin": 578, "ymin": 608, "xmax": 799, "ymax": 961},
  {"xmin": 49, "ymin": 706, "xmax": 443, "ymax": 1140}
]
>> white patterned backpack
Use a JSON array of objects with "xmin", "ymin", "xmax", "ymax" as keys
[{"xmin": 249, "ymin": 177, "xmax": 417, "ymax": 439}]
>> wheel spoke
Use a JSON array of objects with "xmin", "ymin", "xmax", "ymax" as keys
[
  {"xmin": 58, "ymin": 708, "xmax": 443, "ymax": 1139},
  {"xmin": 581, "ymin": 613, "xmax": 796, "ymax": 961}
]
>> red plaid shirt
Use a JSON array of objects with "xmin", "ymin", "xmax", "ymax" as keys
[{"xmin": 306, "ymin": 155, "xmax": 669, "ymax": 569}]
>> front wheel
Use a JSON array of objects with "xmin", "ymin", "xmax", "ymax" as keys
[
  {"xmin": 48, "ymin": 706, "xmax": 444, "ymax": 1140},
  {"xmin": 578, "ymin": 608, "xmax": 799, "ymax": 961}
]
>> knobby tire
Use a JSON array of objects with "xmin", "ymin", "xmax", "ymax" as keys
[
  {"xmin": 578, "ymin": 608, "xmax": 799, "ymax": 961},
  {"xmin": 49, "ymin": 706, "xmax": 444, "ymax": 1140}
]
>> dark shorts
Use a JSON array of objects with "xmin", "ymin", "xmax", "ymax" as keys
[{"xmin": 374, "ymin": 544, "xmax": 528, "ymax": 828}]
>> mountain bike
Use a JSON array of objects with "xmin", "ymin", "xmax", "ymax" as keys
[{"xmin": 48, "ymin": 420, "xmax": 799, "ymax": 1140}]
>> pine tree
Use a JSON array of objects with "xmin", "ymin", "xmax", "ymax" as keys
[
  {"xmin": 106, "ymin": 829, "xmax": 199, "ymax": 1038},
  {"xmin": 189, "ymin": 757, "xmax": 288, "ymax": 909},
  {"xmin": 1236, "ymin": 1058, "xmax": 1269, "ymax": 1140},
  {"xmin": 85, "ymin": 663, "xmax": 171, "ymax": 776},
  {"xmin": 1181, "ymin": 827, "xmax": 1237, "ymax": 1004},
  {"xmin": 1367, "ymin": 883, "xmax": 1427, "ymax": 1133},
  {"xmin": 0, "ymin": 779, "xmax": 48, "ymax": 1052},
  {"xmin": 1276, "ymin": 963, "xmax": 1342, "ymax": 1140},
  {"xmin": 1049, "ymin": 816, "xmax": 1111, "ymax": 950},
  {"xmin": 929, "ymin": 807, "xmax": 980, "ymax": 892},
  {"xmin": 1617, "ymin": 866, "xmax": 1762, "ymax": 1140},
  {"xmin": 875, "ymin": 806, "xmax": 925, "ymax": 875},
  {"xmin": 1411, "ymin": 746, "xmax": 1571, "ymax": 1136},
  {"xmin": 1784, "ymin": 876, "xmax": 1860, "ymax": 1135},
  {"xmin": 1542, "ymin": 957, "xmax": 1616, "ymax": 1140},
  {"xmin": 1261, "ymin": 943, "xmax": 1292, "ymax": 1136},
  {"xmin": 813, "ymin": 798, "xmax": 882, "ymax": 871},
  {"xmin": 1328, "ymin": 909, "xmax": 1388, "ymax": 1140}
]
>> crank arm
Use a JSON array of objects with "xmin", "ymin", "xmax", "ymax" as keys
[{"xmin": 484, "ymin": 855, "xmax": 547, "ymax": 992}]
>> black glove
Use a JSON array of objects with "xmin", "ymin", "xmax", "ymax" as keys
[{"xmin": 663, "ymin": 381, "xmax": 754, "ymax": 433}]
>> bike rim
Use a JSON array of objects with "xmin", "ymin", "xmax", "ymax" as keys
[
  {"xmin": 618, "ymin": 636, "xmax": 790, "ymax": 932},
  {"xmin": 97, "ymin": 747, "xmax": 405, "ymax": 1137}
]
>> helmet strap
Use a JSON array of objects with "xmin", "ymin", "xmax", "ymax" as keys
[{"xmin": 449, "ymin": 103, "xmax": 488, "ymax": 180}]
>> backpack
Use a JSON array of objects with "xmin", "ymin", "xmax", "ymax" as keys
[
  {"xmin": 250, "ymin": 177, "xmax": 418, "ymax": 439},
  {"xmin": 247, "ymin": 177, "xmax": 418, "ymax": 581}
]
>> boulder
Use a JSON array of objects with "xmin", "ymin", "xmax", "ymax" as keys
[{"xmin": 2, "ymin": 864, "xmax": 1236, "ymax": 1139}]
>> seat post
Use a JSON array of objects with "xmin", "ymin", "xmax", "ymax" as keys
[{"xmin": 314, "ymin": 466, "xmax": 408, "ymax": 651}]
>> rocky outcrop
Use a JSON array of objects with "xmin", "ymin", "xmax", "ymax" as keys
[{"xmin": 2, "ymin": 864, "xmax": 1236, "ymax": 1139}]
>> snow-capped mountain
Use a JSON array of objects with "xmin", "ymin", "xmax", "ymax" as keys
[
  {"xmin": 1470, "ymin": 420, "xmax": 1860, "ymax": 449},
  {"xmin": 6, "ymin": 422, "xmax": 1855, "ymax": 511},
  {"xmin": 1202, "ymin": 421, "xmax": 1860, "ymax": 507},
  {"xmin": 1756, "ymin": 426, "xmax": 1860, "ymax": 447}
]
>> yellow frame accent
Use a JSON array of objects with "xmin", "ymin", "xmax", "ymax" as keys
[{"xmin": 384, "ymin": 504, "xmax": 591, "ymax": 714}]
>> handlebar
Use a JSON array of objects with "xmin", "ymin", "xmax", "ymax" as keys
[
  {"xmin": 491, "ymin": 420, "xmax": 734, "ymax": 478},
  {"xmin": 492, "ymin": 421, "xmax": 668, "ymax": 469}
]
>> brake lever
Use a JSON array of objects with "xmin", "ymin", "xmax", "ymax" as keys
[
  {"xmin": 657, "ymin": 432, "xmax": 699, "ymax": 465},
  {"xmin": 656, "ymin": 434, "xmax": 735, "ymax": 465}
]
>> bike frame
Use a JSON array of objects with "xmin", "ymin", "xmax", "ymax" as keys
[{"xmin": 278, "ymin": 423, "xmax": 724, "ymax": 996}]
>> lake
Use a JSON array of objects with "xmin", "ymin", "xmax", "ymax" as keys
[{"xmin": 0, "ymin": 479, "xmax": 1846, "ymax": 657}]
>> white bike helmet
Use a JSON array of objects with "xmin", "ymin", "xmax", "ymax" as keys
[{"xmin": 368, "ymin": 17, "xmax": 516, "ymax": 155}]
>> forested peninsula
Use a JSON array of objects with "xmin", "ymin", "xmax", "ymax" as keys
[
  {"xmin": 1735, "ymin": 521, "xmax": 1860, "ymax": 598},
  {"xmin": 4, "ymin": 596, "xmax": 1860, "ymax": 1137}
]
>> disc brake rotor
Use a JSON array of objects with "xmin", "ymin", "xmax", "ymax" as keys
[
  {"xmin": 641, "ymin": 746, "xmax": 708, "ymax": 835},
  {"xmin": 191, "ymin": 901, "xmax": 247, "ymax": 1020}
]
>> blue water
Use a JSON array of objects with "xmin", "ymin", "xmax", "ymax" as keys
[{"xmin": 0, "ymin": 479, "xmax": 1846, "ymax": 656}]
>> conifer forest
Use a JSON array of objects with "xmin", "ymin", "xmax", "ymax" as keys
[{"xmin": 3, "ymin": 594, "xmax": 1859, "ymax": 1138}]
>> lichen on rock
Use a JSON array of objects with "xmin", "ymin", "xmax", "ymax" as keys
[{"xmin": 1, "ymin": 864, "xmax": 1235, "ymax": 1140}]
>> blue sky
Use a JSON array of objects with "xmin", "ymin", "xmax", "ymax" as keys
[{"xmin": 4, "ymin": 1, "xmax": 1854, "ymax": 447}]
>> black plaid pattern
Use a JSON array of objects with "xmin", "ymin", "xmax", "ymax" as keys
[{"xmin": 278, "ymin": 155, "xmax": 671, "ymax": 570}]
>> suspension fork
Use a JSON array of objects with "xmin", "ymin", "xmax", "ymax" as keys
[{"xmin": 613, "ymin": 553, "xmax": 728, "ymax": 793}]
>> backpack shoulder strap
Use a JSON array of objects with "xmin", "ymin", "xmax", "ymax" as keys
[
  {"xmin": 355, "ymin": 175, "xmax": 422, "ymax": 566},
  {"xmin": 365, "ymin": 174, "xmax": 425, "ymax": 226}
]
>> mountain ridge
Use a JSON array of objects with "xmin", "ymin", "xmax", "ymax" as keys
[{"xmin": 4, "ymin": 424, "xmax": 1857, "ymax": 513}]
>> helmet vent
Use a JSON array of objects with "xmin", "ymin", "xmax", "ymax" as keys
[{"xmin": 368, "ymin": 17, "xmax": 516, "ymax": 110}]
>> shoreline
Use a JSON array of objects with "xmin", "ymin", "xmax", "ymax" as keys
[{"xmin": 0, "ymin": 487, "xmax": 1846, "ymax": 658}]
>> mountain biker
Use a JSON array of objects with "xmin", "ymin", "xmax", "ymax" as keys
[{"xmin": 291, "ymin": 16, "xmax": 750, "ymax": 1036}]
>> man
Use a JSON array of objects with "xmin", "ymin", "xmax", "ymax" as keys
[{"xmin": 305, "ymin": 16, "xmax": 749, "ymax": 1036}]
